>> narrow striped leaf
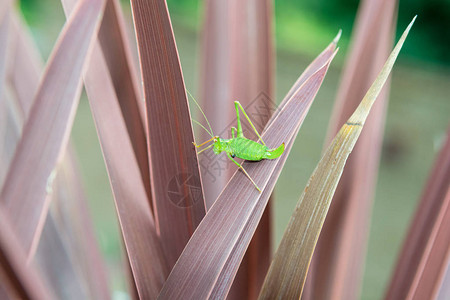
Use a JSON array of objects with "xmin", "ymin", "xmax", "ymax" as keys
[
  {"xmin": 61, "ymin": 0, "xmax": 151, "ymax": 202},
  {"xmin": 258, "ymin": 17, "xmax": 415, "ymax": 299},
  {"xmin": 130, "ymin": 0, "xmax": 206, "ymax": 268},
  {"xmin": 99, "ymin": 0, "xmax": 151, "ymax": 203},
  {"xmin": 83, "ymin": 45, "xmax": 169, "ymax": 298},
  {"xmin": 60, "ymin": 0, "xmax": 164, "ymax": 296},
  {"xmin": 158, "ymin": 40, "xmax": 337, "ymax": 300}
]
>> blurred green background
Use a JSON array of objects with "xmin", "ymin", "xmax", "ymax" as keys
[{"xmin": 18, "ymin": 0, "xmax": 450, "ymax": 299}]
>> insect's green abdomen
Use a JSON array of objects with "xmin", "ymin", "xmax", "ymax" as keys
[
  {"xmin": 264, "ymin": 143, "xmax": 285, "ymax": 159},
  {"xmin": 228, "ymin": 138, "xmax": 267, "ymax": 161}
]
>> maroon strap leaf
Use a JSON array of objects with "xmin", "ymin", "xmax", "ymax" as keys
[
  {"xmin": 130, "ymin": 0, "xmax": 206, "ymax": 268},
  {"xmin": 62, "ymin": 0, "xmax": 151, "ymax": 202},
  {"xmin": 83, "ymin": 44, "xmax": 169, "ymax": 298}
]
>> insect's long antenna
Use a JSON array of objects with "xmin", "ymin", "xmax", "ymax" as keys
[
  {"xmin": 186, "ymin": 89, "xmax": 215, "ymax": 137},
  {"xmin": 193, "ymin": 136, "xmax": 216, "ymax": 148},
  {"xmin": 192, "ymin": 119, "xmax": 214, "ymax": 138}
]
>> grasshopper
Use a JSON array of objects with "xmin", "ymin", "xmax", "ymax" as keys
[{"xmin": 188, "ymin": 91, "xmax": 285, "ymax": 192}]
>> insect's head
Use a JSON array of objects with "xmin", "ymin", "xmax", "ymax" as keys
[{"xmin": 213, "ymin": 137, "xmax": 223, "ymax": 154}]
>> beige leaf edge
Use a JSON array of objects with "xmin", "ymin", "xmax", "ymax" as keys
[{"xmin": 258, "ymin": 16, "xmax": 416, "ymax": 300}]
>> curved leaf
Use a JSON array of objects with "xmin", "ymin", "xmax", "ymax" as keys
[
  {"xmin": 130, "ymin": 0, "xmax": 206, "ymax": 269},
  {"xmin": 158, "ymin": 38, "xmax": 338, "ymax": 299},
  {"xmin": 258, "ymin": 17, "xmax": 415, "ymax": 300}
]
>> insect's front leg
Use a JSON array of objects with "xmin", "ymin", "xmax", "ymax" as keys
[{"xmin": 231, "ymin": 127, "xmax": 237, "ymax": 139}]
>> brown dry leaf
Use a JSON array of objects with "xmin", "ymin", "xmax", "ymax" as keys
[
  {"xmin": 158, "ymin": 39, "xmax": 337, "ymax": 299},
  {"xmin": 308, "ymin": 0, "xmax": 398, "ymax": 299},
  {"xmin": 259, "ymin": 17, "xmax": 415, "ymax": 300},
  {"xmin": 0, "ymin": 0, "xmax": 105, "ymax": 256},
  {"xmin": 385, "ymin": 128, "xmax": 450, "ymax": 300},
  {"xmin": 130, "ymin": 0, "xmax": 206, "ymax": 268}
]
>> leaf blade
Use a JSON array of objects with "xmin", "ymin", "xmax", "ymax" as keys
[
  {"xmin": 83, "ymin": 44, "xmax": 169, "ymax": 298},
  {"xmin": 130, "ymin": 0, "xmax": 206, "ymax": 268},
  {"xmin": 308, "ymin": 1, "xmax": 398, "ymax": 298},
  {"xmin": 258, "ymin": 17, "xmax": 415, "ymax": 299}
]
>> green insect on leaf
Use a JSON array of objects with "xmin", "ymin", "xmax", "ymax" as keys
[{"xmin": 188, "ymin": 91, "xmax": 285, "ymax": 193}]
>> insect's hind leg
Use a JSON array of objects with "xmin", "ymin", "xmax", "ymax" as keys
[
  {"xmin": 234, "ymin": 101, "xmax": 266, "ymax": 146},
  {"xmin": 227, "ymin": 152, "xmax": 261, "ymax": 193}
]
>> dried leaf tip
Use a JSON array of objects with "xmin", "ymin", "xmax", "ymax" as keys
[
  {"xmin": 348, "ymin": 16, "xmax": 416, "ymax": 125},
  {"xmin": 333, "ymin": 29, "xmax": 342, "ymax": 44}
]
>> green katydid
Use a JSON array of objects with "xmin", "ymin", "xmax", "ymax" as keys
[{"xmin": 188, "ymin": 90, "xmax": 285, "ymax": 193}]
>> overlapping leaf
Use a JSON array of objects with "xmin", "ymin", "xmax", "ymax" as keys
[
  {"xmin": 60, "ymin": 0, "xmax": 164, "ymax": 296},
  {"xmin": 258, "ymin": 17, "xmax": 415, "ymax": 299},
  {"xmin": 130, "ymin": 0, "xmax": 206, "ymax": 269},
  {"xmin": 62, "ymin": 1, "xmax": 149, "ymax": 197},
  {"xmin": 0, "ymin": 0, "xmax": 105, "ymax": 256},
  {"xmin": 158, "ymin": 37, "xmax": 338, "ymax": 299},
  {"xmin": 83, "ymin": 45, "xmax": 168, "ymax": 298},
  {"xmin": 200, "ymin": 1, "xmax": 275, "ymax": 298},
  {"xmin": 309, "ymin": 0, "xmax": 398, "ymax": 298},
  {"xmin": 4, "ymin": 8, "xmax": 110, "ymax": 299}
]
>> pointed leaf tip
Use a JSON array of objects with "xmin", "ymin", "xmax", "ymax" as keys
[
  {"xmin": 333, "ymin": 29, "xmax": 342, "ymax": 44},
  {"xmin": 348, "ymin": 17, "xmax": 415, "ymax": 125},
  {"xmin": 258, "ymin": 19, "xmax": 414, "ymax": 300}
]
